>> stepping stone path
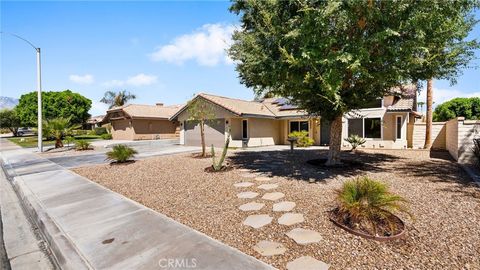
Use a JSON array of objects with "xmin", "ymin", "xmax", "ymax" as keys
[
  {"xmin": 286, "ymin": 228, "xmax": 322, "ymax": 245},
  {"xmin": 239, "ymin": 202, "xmax": 265, "ymax": 211},
  {"xmin": 243, "ymin": 214, "xmax": 273, "ymax": 229},
  {"xmin": 255, "ymin": 176, "xmax": 271, "ymax": 182},
  {"xmin": 257, "ymin": 183, "xmax": 278, "ymax": 190},
  {"xmin": 262, "ymin": 192, "xmax": 285, "ymax": 201},
  {"xmin": 272, "ymin": 201, "xmax": 296, "ymax": 212},
  {"xmin": 253, "ymin": 240, "xmax": 287, "ymax": 256},
  {"xmin": 237, "ymin": 191, "xmax": 259, "ymax": 199},
  {"xmin": 237, "ymin": 168, "xmax": 251, "ymax": 172},
  {"xmin": 234, "ymin": 182, "xmax": 254, "ymax": 188},
  {"xmin": 278, "ymin": 213, "xmax": 304, "ymax": 226},
  {"xmin": 286, "ymin": 256, "xmax": 330, "ymax": 270}
]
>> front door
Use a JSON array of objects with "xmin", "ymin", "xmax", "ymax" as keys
[{"xmin": 320, "ymin": 120, "xmax": 331, "ymax": 145}]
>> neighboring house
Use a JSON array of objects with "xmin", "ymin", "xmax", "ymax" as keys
[
  {"xmin": 103, "ymin": 103, "xmax": 182, "ymax": 140},
  {"xmin": 84, "ymin": 115, "xmax": 105, "ymax": 130},
  {"xmin": 171, "ymin": 92, "xmax": 420, "ymax": 149}
]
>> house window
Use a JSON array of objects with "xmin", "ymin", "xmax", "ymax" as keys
[
  {"xmin": 242, "ymin": 119, "xmax": 248, "ymax": 139},
  {"xmin": 396, "ymin": 116, "xmax": 402, "ymax": 139},
  {"xmin": 364, "ymin": 118, "xmax": 381, "ymax": 138},
  {"xmin": 348, "ymin": 118, "xmax": 382, "ymax": 139},
  {"xmin": 289, "ymin": 121, "xmax": 309, "ymax": 133}
]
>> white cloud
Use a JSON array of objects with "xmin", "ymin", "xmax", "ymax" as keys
[
  {"xmin": 90, "ymin": 101, "xmax": 109, "ymax": 115},
  {"xmin": 69, "ymin": 74, "xmax": 94, "ymax": 84},
  {"xmin": 417, "ymin": 87, "xmax": 480, "ymax": 108},
  {"xmin": 149, "ymin": 23, "xmax": 237, "ymax": 66},
  {"xmin": 102, "ymin": 73, "xmax": 158, "ymax": 88}
]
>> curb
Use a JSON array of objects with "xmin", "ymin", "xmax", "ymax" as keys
[{"xmin": 1, "ymin": 161, "xmax": 92, "ymax": 270}]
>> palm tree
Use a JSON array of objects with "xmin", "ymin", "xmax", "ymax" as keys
[
  {"xmin": 424, "ymin": 79, "xmax": 433, "ymax": 149},
  {"xmin": 100, "ymin": 90, "xmax": 136, "ymax": 109},
  {"xmin": 43, "ymin": 118, "xmax": 72, "ymax": 148},
  {"xmin": 417, "ymin": 101, "xmax": 425, "ymax": 113}
]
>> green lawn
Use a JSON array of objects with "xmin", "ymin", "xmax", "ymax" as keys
[{"xmin": 8, "ymin": 135, "xmax": 103, "ymax": 148}]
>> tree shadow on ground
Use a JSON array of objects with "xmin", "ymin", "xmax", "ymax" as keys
[{"xmin": 228, "ymin": 149, "xmax": 403, "ymax": 183}]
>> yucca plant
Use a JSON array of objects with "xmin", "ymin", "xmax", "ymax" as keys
[
  {"xmin": 106, "ymin": 145, "xmax": 137, "ymax": 163},
  {"xmin": 75, "ymin": 140, "xmax": 91, "ymax": 151},
  {"xmin": 344, "ymin": 134, "xmax": 366, "ymax": 151},
  {"xmin": 334, "ymin": 177, "xmax": 410, "ymax": 235}
]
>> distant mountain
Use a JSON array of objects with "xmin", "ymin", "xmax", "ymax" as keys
[{"xmin": 0, "ymin": 96, "xmax": 19, "ymax": 110}]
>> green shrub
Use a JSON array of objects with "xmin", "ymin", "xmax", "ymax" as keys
[
  {"xmin": 94, "ymin": 127, "xmax": 108, "ymax": 135},
  {"xmin": 344, "ymin": 134, "xmax": 366, "ymax": 151},
  {"xmin": 75, "ymin": 140, "xmax": 91, "ymax": 151},
  {"xmin": 101, "ymin": 133, "xmax": 113, "ymax": 140},
  {"xmin": 288, "ymin": 130, "xmax": 314, "ymax": 147},
  {"xmin": 106, "ymin": 145, "xmax": 137, "ymax": 163},
  {"xmin": 335, "ymin": 177, "xmax": 410, "ymax": 235},
  {"xmin": 72, "ymin": 129, "xmax": 89, "ymax": 136}
]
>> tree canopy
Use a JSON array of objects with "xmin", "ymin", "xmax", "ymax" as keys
[
  {"xmin": 100, "ymin": 90, "xmax": 136, "ymax": 109},
  {"xmin": 0, "ymin": 108, "xmax": 22, "ymax": 136},
  {"xmin": 16, "ymin": 90, "xmax": 91, "ymax": 126},
  {"xmin": 433, "ymin": 97, "xmax": 480, "ymax": 121}
]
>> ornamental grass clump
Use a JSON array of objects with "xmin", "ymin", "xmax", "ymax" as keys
[
  {"xmin": 106, "ymin": 145, "xmax": 137, "ymax": 163},
  {"xmin": 333, "ymin": 177, "xmax": 410, "ymax": 236}
]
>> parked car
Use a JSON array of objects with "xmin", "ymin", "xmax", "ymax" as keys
[{"xmin": 17, "ymin": 127, "xmax": 34, "ymax": 136}]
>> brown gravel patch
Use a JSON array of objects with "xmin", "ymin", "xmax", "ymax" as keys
[{"xmin": 72, "ymin": 149, "xmax": 480, "ymax": 270}]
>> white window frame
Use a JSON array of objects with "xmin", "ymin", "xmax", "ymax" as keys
[
  {"xmin": 242, "ymin": 119, "xmax": 249, "ymax": 139},
  {"xmin": 395, "ymin": 115, "xmax": 403, "ymax": 140}
]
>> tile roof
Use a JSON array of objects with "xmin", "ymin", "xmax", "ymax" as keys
[
  {"xmin": 198, "ymin": 93, "xmax": 277, "ymax": 117},
  {"xmin": 387, "ymin": 98, "xmax": 414, "ymax": 111},
  {"xmin": 107, "ymin": 104, "xmax": 183, "ymax": 120}
]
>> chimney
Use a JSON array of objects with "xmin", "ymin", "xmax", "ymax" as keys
[{"xmin": 155, "ymin": 103, "xmax": 164, "ymax": 107}]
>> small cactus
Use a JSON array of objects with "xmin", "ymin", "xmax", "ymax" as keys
[{"xmin": 211, "ymin": 134, "xmax": 230, "ymax": 171}]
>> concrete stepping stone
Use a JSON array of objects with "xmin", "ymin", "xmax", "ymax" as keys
[
  {"xmin": 262, "ymin": 192, "xmax": 285, "ymax": 201},
  {"xmin": 272, "ymin": 201, "xmax": 296, "ymax": 212},
  {"xmin": 255, "ymin": 176, "xmax": 271, "ymax": 181},
  {"xmin": 237, "ymin": 191, "xmax": 259, "ymax": 199},
  {"xmin": 239, "ymin": 202, "xmax": 265, "ymax": 211},
  {"xmin": 286, "ymin": 256, "xmax": 330, "ymax": 270},
  {"xmin": 278, "ymin": 213, "xmax": 304, "ymax": 226},
  {"xmin": 234, "ymin": 182, "xmax": 254, "ymax": 188},
  {"xmin": 243, "ymin": 214, "xmax": 273, "ymax": 229},
  {"xmin": 253, "ymin": 240, "xmax": 287, "ymax": 256},
  {"xmin": 237, "ymin": 168, "xmax": 251, "ymax": 172},
  {"xmin": 286, "ymin": 228, "xmax": 322, "ymax": 245},
  {"xmin": 257, "ymin": 183, "xmax": 278, "ymax": 190}
]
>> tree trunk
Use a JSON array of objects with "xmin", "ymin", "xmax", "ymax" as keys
[
  {"xmin": 55, "ymin": 138, "xmax": 63, "ymax": 148},
  {"xmin": 325, "ymin": 115, "xmax": 343, "ymax": 166},
  {"xmin": 424, "ymin": 79, "xmax": 433, "ymax": 149},
  {"xmin": 200, "ymin": 119, "xmax": 206, "ymax": 157}
]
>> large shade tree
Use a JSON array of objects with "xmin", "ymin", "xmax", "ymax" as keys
[
  {"xmin": 100, "ymin": 90, "xmax": 136, "ymax": 109},
  {"xmin": 229, "ymin": 0, "xmax": 479, "ymax": 165},
  {"xmin": 16, "ymin": 90, "xmax": 91, "ymax": 126},
  {"xmin": 0, "ymin": 108, "xmax": 22, "ymax": 136}
]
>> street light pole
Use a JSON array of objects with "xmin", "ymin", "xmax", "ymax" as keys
[
  {"xmin": 36, "ymin": 48, "xmax": 43, "ymax": 152},
  {"xmin": 1, "ymin": 32, "xmax": 43, "ymax": 152}
]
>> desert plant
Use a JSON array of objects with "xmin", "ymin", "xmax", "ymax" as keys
[
  {"xmin": 106, "ymin": 145, "xmax": 137, "ymax": 163},
  {"xmin": 75, "ymin": 140, "xmax": 91, "ymax": 151},
  {"xmin": 43, "ymin": 117, "xmax": 72, "ymax": 148},
  {"xmin": 335, "ymin": 177, "xmax": 410, "ymax": 235},
  {"xmin": 344, "ymin": 135, "xmax": 367, "ymax": 151},
  {"xmin": 64, "ymin": 136, "xmax": 75, "ymax": 147},
  {"xmin": 211, "ymin": 136, "xmax": 230, "ymax": 171},
  {"xmin": 288, "ymin": 130, "xmax": 314, "ymax": 147},
  {"xmin": 473, "ymin": 138, "xmax": 480, "ymax": 168},
  {"xmin": 101, "ymin": 133, "xmax": 113, "ymax": 140}
]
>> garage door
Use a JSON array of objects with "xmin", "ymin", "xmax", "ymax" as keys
[{"xmin": 184, "ymin": 119, "xmax": 226, "ymax": 147}]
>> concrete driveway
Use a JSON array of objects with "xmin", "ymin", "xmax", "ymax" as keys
[{"xmin": 47, "ymin": 140, "xmax": 200, "ymax": 168}]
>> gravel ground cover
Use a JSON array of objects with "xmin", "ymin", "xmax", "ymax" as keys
[{"xmin": 73, "ymin": 149, "xmax": 480, "ymax": 270}]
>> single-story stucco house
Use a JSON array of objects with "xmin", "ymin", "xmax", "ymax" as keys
[
  {"xmin": 103, "ymin": 103, "xmax": 182, "ymax": 140},
  {"xmin": 170, "ymin": 92, "xmax": 420, "ymax": 149}
]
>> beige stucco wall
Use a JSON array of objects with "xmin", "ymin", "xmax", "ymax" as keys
[
  {"xmin": 445, "ymin": 118, "xmax": 459, "ymax": 160},
  {"xmin": 411, "ymin": 121, "xmax": 446, "ymax": 149},
  {"xmin": 451, "ymin": 118, "xmax": 479, "ymax": 164},
  {"xmin": 111, "ymin": 118, "xmax": 178, "ymax": 140},
  {"xmin": 229, "ymin": 117, "xmax": 280, "ymax": 147}
]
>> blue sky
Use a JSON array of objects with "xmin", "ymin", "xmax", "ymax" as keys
[{"xmin": 1, "ymin": 1, "xmax": 479, "ymax": 116}]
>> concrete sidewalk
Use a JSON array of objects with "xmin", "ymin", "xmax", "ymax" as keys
[{"xmin": 0, "ymin": 139, "xmax": 274, "ymax": 270}]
